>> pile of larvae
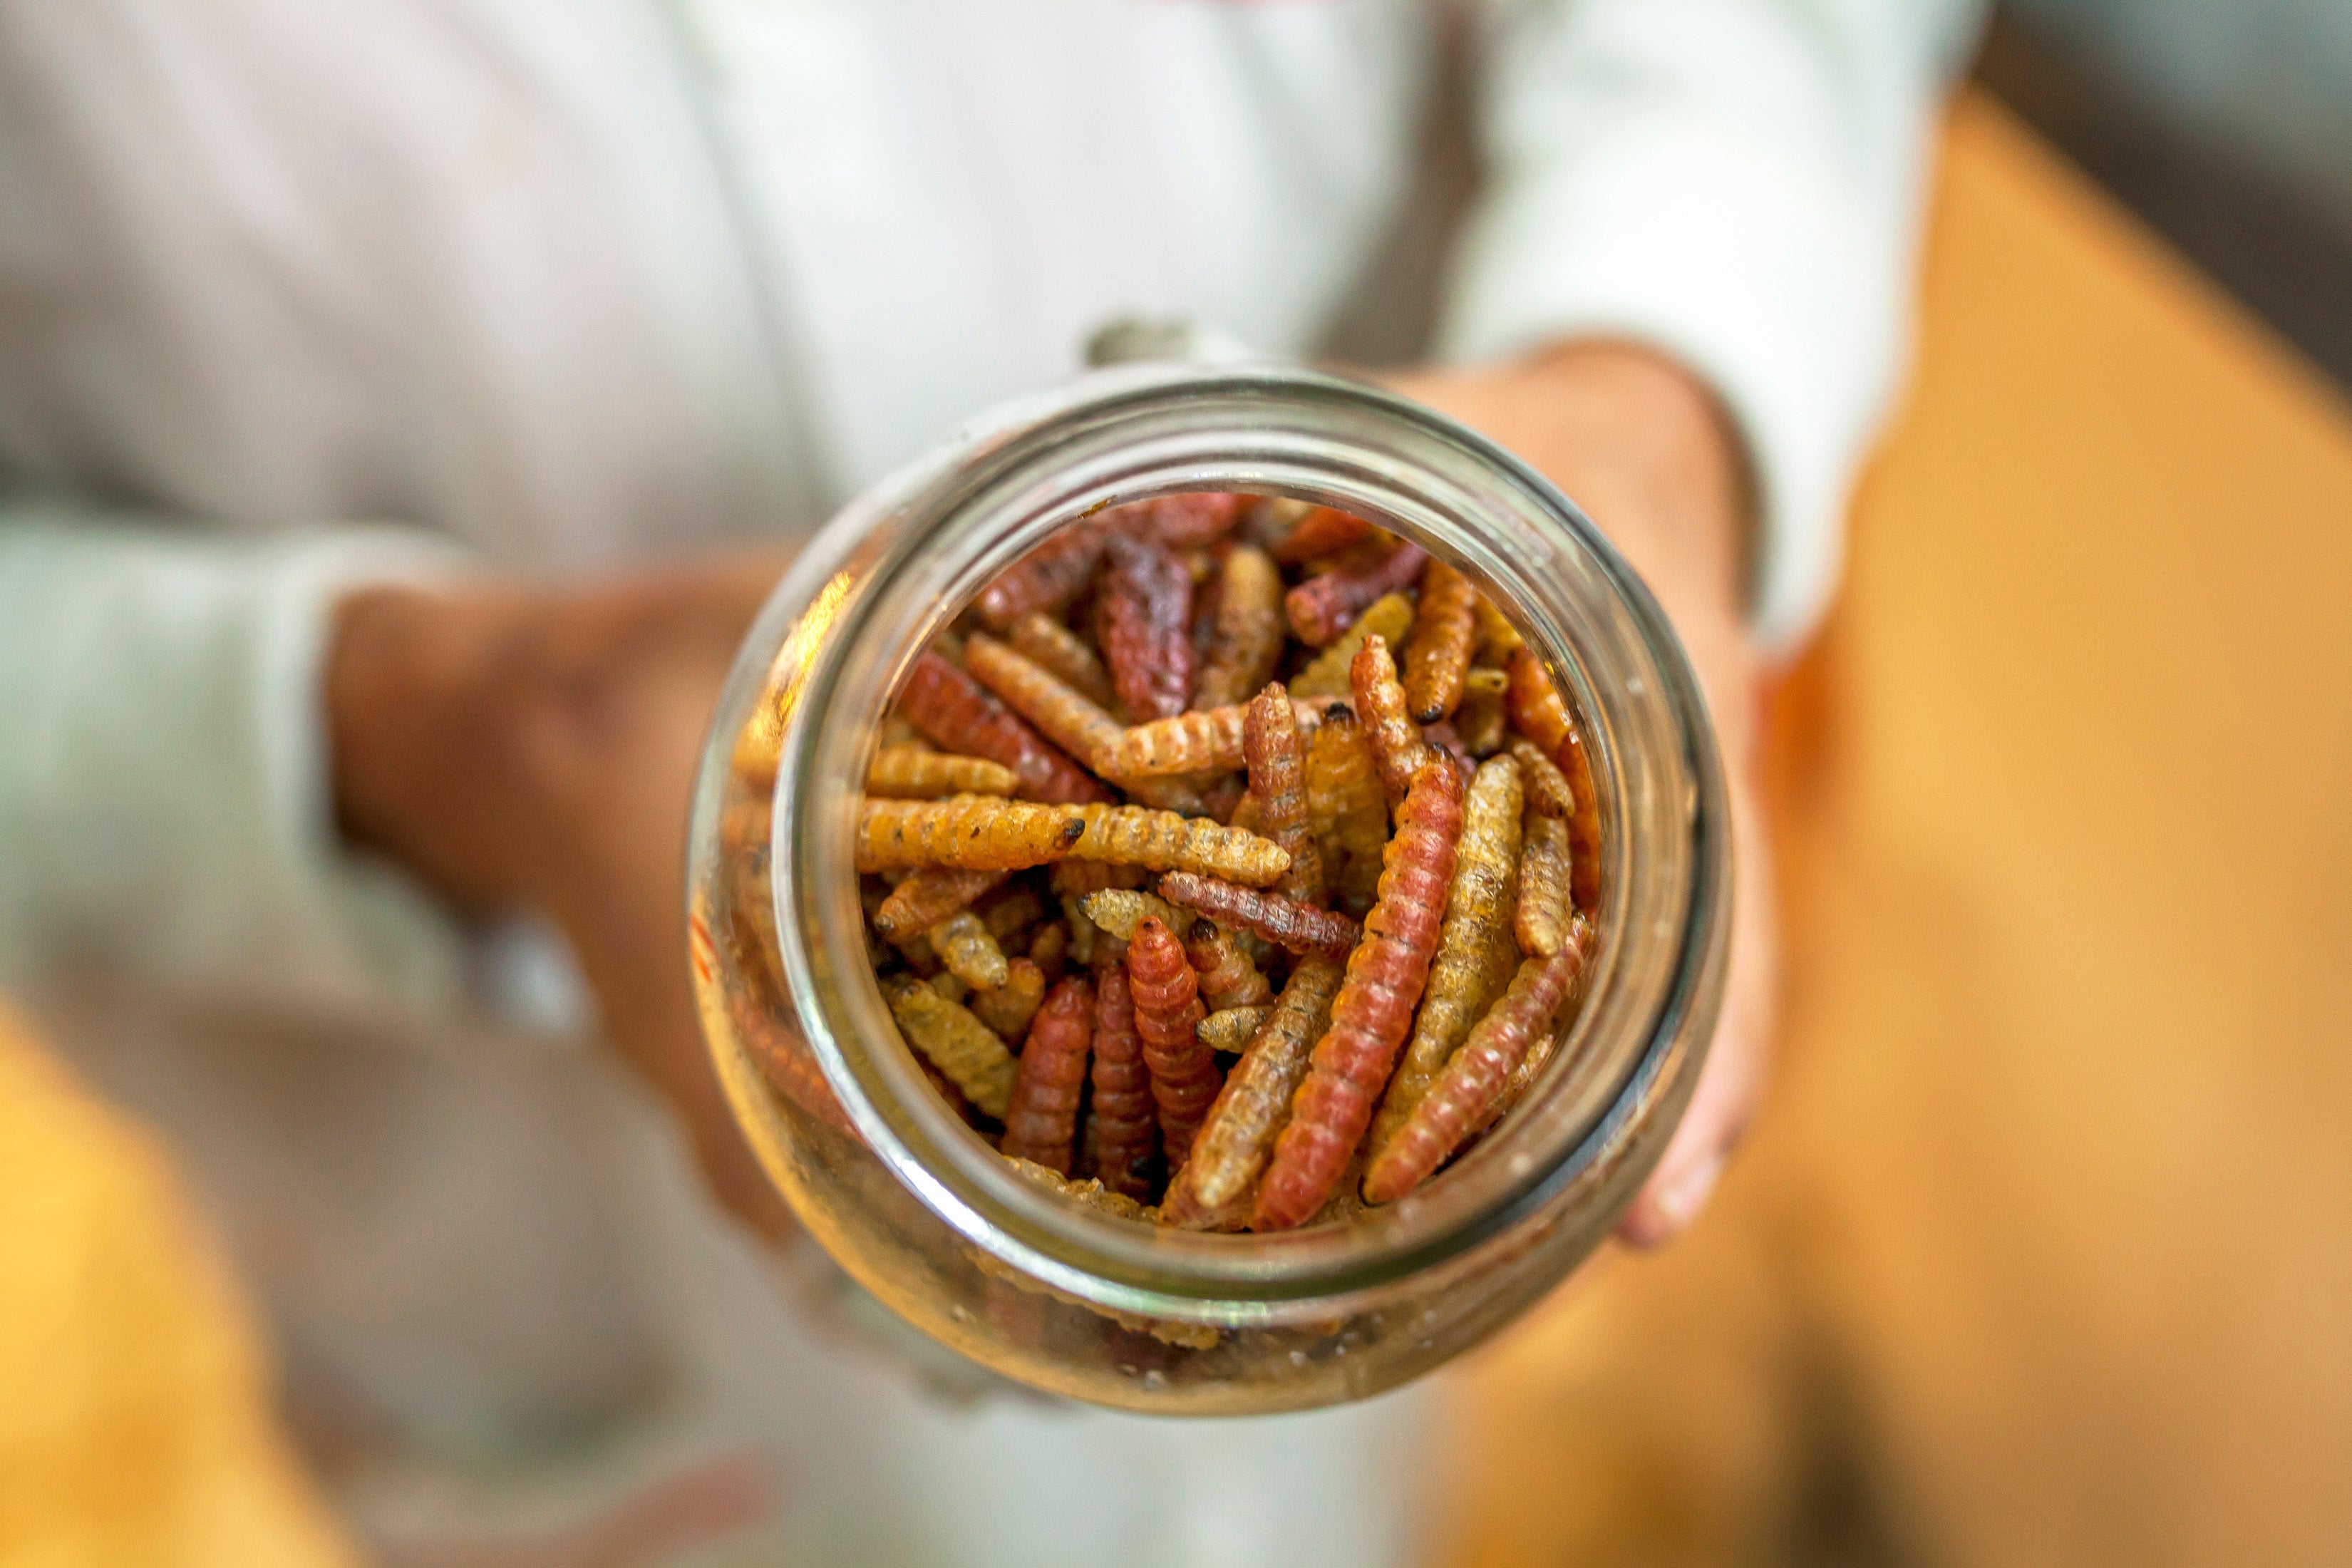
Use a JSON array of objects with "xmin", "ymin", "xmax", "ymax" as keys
[{"xmin": 852, "ymin": 492, "xmax": 1599, "ymax": 1230}]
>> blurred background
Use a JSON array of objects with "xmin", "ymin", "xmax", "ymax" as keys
[{"xmin": 4, "ymin": 2, "xmax": 2347, "ymax": 1565}]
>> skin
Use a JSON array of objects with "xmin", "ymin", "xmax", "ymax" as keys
[{"xmin": 326, "ymin": 339, "xmax": 1772, "ymax": 1252}]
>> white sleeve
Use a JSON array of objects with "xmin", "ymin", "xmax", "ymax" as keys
[
  {"xmin": 1437, "ymin": 0, "xmax": 1984, "ymax": 652},
  {"xmin": 0, "ymin": 511, "xmax": 473, "ymax": 1020}
]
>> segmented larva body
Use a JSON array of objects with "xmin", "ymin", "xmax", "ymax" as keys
[
  {"xmin": 1082, "ymin": 963, "xmax": 1160, "ymax": 1199},
  {"xmin": 884, "ymin": 976, "xmax": 1018, "ymax": 1120},
  {"xmin": 1454, "ymin": 667, "xmax": 1510, "ymax": 755},
  {"xmin": 1403, "ymin": 560, "xmax": 1480, "ymax": 722},
  {"xmin": 1286, "ymin": 542, "xmax": 1431, "ymax": 646},
  {"xmin": 1008, "ymin": 612, "xmax": 1118, "ymax": 708},
  {"xmin": 1516, "ymin": 813, "xmax": 1574, "ymax": 956},
  {"xmin": 1192, "ymin": 547, "xmax": 1286, "ymax": 711},
  {"xmin": 1076, "ymin": 887, "xmax": 1192, "ymax": 953},
  {"xmin": 1242, "ymin": 684, "xmax": 1326, "ymax": 906},
  {"xmin": 1157, "ymin": 871, "xmax": 1362, "ymax": 958},
  {"xmin": 1350, "ymin": 635, "xmax": 1438, "ymax": 805},
  {"xmin": 971, "ymin": 957, "xmax": 1047, "ymax": 1045},
  {"xmin": 1161, "ymin": 956, "xmax": 1344, "ymax": 1225},
  {"xmin": 932, "ymin": 909, "xmax": 1011, "ymax": 989},
  {"xmin": 1113, "ymin": 490, "xmax": 1248, "ymax": 551},
  {"xmin": 1099, "ymin": 532, "xmax": 1195, "ymax": 723},
  {"xmin": 1127, "ymin": 917, "xmax": 1221, "ymax": 1165},
  {"xmin": 1473, "ymin": 596, "xmax": 1525, "ymax": 666},
  {"xmin": 1006, "ymin": 1157, "xmax": 1159, "ymax": 1224},
  {"xmin": 978, "ymin": 887, "xmax": 1045, "ymax": 944},
  {"xmin": 1195, "ymin": 1005, "xmax": 1273, "ymax": 1054},
  {"xmin": 1026, "ymin": 921, "xmax": 1068, "ymax": 989},
  {"xmin": 1371, "ymin": 755, "xmax": 1525, "ymax": 1155},
  {"xmin": 1508, "ymin": 738, "xmax": 1576, "ymax": 819},
  {"xmin": 1063, "ymin": 805, "xmax": 1291, "ymax": 885},
  {"xmin": 962, "ymin": 633, "xmax": 1127, "ymax": 770},
  {"xmin": 1361, "ymin": 927, "xmax": 1593, "ymax": 1203},
  {"xmin": 999, "ymin": 975, "xmax": 1093, "ymax": 1172},
  {"xmin": 1251, "ymin": 761, "xmax": 1465, "ymax": 1229},
  {"xmin": 975, "ymin": 524, "xmax": 1106, "ymax": 630},
  {"xmin": 1304, "ymin": 706, "xmax": 1390, "ymax": 917},
  {"xmin": 855, "ymin": 797, "xmax": 1087, "ymax": 872},
  {"xmin": 897, "ymin": 651, "xmax": 1111, "ymax": 805},
  {"xmin": 864, "ymin": 746, "xmax": 1023, "ymax": 800},
  {"xmin": 1183, "ymin": 919, "xmax": 1273, "ymax": 1011},
  {"xmin": 1291, "ymin": 592, "xmax": 1414, "ymax": 701},
  {"xmin": 1505, "ymin": 648, "xmax": 1601, "ymax": 909},
  {"xmin": 1423, "ymin": 721, "xmax": 1477, "ymax": 787},
  {"xmin": 872, "ymin": 867, "xmax": 1006, "ymax": 942},
  {"xmin": 1268, "ymin": 505, "xmax": 1373, "ymax": 566},
  {"xmin": 1099, "ymin": 703, "xmax": 1246, "ymax": 777}
]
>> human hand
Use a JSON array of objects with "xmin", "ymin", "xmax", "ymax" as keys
[
  {"xmin": 326, "ymin": 558, "xmax": 798, "ymax": 1242},
  {"xmin": 1385, "ymin": 341, "xmax": 1778, "ymax": 1246}
]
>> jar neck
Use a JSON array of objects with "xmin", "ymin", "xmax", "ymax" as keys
[{"xmin": 762, "ymin": 365, "xmax": 1730, "ymax": 1318}]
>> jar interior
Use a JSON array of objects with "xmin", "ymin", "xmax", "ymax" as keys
[{"xmin": 753, "ymin": 370, "xmax": 1723, "ymax": 1328}]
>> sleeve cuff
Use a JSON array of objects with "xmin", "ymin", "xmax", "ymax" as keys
[{"xmin": 1435, "ymin": 109, "xmax": 1909, "ymax": 654}]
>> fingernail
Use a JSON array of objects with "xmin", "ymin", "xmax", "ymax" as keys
[{"xmin": 1655, "ymin": 1149, "xmax": 1725, "ymax": 1231}]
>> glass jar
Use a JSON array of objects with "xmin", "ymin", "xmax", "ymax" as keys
[{"xmin": 684, "ymin": 363, "xmax": 1730, "ymax": 1415}]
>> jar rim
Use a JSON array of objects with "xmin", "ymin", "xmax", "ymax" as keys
[{"xmin": 754, "ymin": 363, "xmax": 1730, "ymax": 1321}]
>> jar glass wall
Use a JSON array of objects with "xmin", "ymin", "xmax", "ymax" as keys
[{"xmin": 685, "ymin": 364, "xmax": 1731, "ymax": 1414}]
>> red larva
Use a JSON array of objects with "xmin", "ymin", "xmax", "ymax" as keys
[
  {"xmin": 975, "ymin": 525, "xmax": 1107, "ymax": 630},
  {"xmin": 1252, "ymin": 760, "xmax": 1465, "ymax": 1229},
  {"xmin": 1099, "ymin": 532, "xmax": 1195, "ymax": 723},
  {"xmin": 1285, "ymin": 541, "xmax": 1430, "ymax": 646},
  {"xmin": 895, "ymin": 651, "xmax": 1113, "ymax": 805},
  {"xmin": 1361, "ymin": 921, "xmax": 1594, "ymax": 1203},
  {"xmin": 1081, "ymin": 962, "xmax": 1160, "ymax": 1199},
  {"xmin": 1157, "ymin": 870, "xmax": 1362, "ymax": 959},
  {"xmin": 1113, "ymin": 491, "xmax": 1249, "ymax": 551},
  {"xmin": 999, "ymin": 976, "xmax": 1095, "ymax": 1175},
  {"xmin": 1125, "ymin": 916, "xmax": 1222, "ymax": 1167}
]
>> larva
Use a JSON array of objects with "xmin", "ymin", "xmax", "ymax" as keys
[
  {"xmin": 1081, "ymin": 961, "xmax": 1160, "ymax": 1199},
  {"xmin": 999, "ymin": 974, "xmax": 1093, "ymax": 1172},
  {"xmin": 1286, "ymin": 541, "xmax": 1430, "ymax": 646},
  {"xmin": 865, "ymin": 746, "xmax": 1023, "ymax": 800},
  {"xmin": 1156, "ymin": 871, "xmax": 1362, "ymax": 959},
  {"xmin": 975, "ymin": 524, "xmax": 1106, "ymax": 630},
  {"xmin": 1361, "ymin": 926, "xmax": 1593, "ymax": 1203},
  {"xmin": 1160, "ymin": 956, "xmax": 1344, "ymax": 1225},
  {"xmin": 963, "ymin": 632, "xmax": 1127, "ymax": 773},
  {"xmin": 1290, "ymin": 592, "xmax": 1414, "ymax": 701},
  {"xmin": 1195, "ymin": 1005, "xmax": 1274, "ymax": 1055},
  {"xmin": 971, "ymin": 956, "xmax": 1048, "ymax": 1045},
  {"xmin": 896, "ymin": 651, "xmax": 1112, "ymax": 805},
  {"xmin": 1062, "ymin": 804, "xmax": 1291, "ymax": 885},
  {"xmin": 932, "ymin": 909, "xmax": 1011, "ymax": 990},
  {"xmin": 855, "ymin": 797, "xmax": 1087, "ymax": 872},
  {"xmin": 1268, "ymin": 505, "xmax": 1373, "ymax": 566},
  {"xmin": 1369, "ymin": 755, "xmax": 1524, "ymax": 1157},
  {"xmin": 1505, "ymin": 647, "xmax": 1600, "ymax": 909},
  {"xmin": 872, "ymin": 866, "xmax": 1010, "ymax": 941},
  {"xmin": 1192, "ymin": 547, "xmax": 1287, "ymax": 711},
  {"xmin": 1127, "ymin": 916, "xmax": 1221, "ymax": 1165},
  {"xmin": 1242, "ymin": 683, "xmax": 1326, "ymax": 907},
  {"xmin": 1182, "ymin": 919, "xmax": 1273, "ymax": 1012},
  {"xmin": 1454, "ymin": 667, "xmax": 1510, "ymax": 755},
  {"xmin": 1099, "ymin": 532, "xmax": 1195, "ymax": 723},
  {"xmin": 884, "ymin": 976, "xmax": 1018, "ymax": 1120},
  {"xmin": 1515, "ymin": 813, "xmax": 1573, "ymax": 956},
  {"xmin": 1304, "ymin": 705, "xmax": 1390, "ymax": 919},
  {"xmin": 1402, "ymin": 559, "xmax": 1480, "ymax": 722},
  {"xmin": 1251, "ymin": 760, "xmax": 1463, "ymax": 1230},
  {"xmin": 1009, "ymin": 612, "xmax": 1118, "ymax": 709},
  {"xmin": 1350, "ymin": 635, "xmax": 1438, "ymax": 805}
]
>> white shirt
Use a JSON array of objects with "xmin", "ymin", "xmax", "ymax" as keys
[{"xmin": 0, "ymin": 1, "xmax": 1975, "ymax": 1559}]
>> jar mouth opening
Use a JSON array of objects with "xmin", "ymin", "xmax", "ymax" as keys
[{"xmin": 768, "ymin": 365, "xmax": 1728, "ymax": 1316}]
